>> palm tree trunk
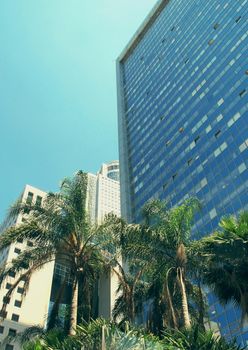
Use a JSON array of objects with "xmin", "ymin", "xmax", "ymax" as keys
[
  {"xmin": 130, "ymin": 292, "xmax": 135, "ymax": 323},
  {"xmin": 47, "ymin": 278, "xmax": 67, "ymax": 330},
  {"xmin": 101, "ymin": 325, "xmax": 106, "ymax": 350},
  {"xmin": 126, "ymin": 289, "xmax": 135, "ymax": 324},
  {"xmin": 69, "ymin": 278, "xmax": 78, "ymax": 336},
  {"xmin": 164, "ymin": 270, "xmax": 178, "ymax": 329},
  {"xmin": 197, "ymin": 280, "xmax": 205, "ymax": 331},
  {"xmin": 177, "ymin": 267, "xmax": 191, "ymax": 328}
]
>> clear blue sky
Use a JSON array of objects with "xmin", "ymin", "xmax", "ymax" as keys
[{"xmin": 0, "ymin": 0, "xmax": 157, "ymax": 221}]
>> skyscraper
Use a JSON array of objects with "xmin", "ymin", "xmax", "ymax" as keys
[{"xmin": 117, "ymin": 0, "xmax": 248, "ymax": 345}]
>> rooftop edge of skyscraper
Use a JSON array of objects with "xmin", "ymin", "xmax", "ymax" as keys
[{"xmin": 117, "ymin": 0, "xmax": 169, "ymax": 63}]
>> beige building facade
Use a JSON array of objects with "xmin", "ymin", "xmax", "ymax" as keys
[{"xmin": 0, "ymin": 185, "xmax": 53, "ymax": 350}]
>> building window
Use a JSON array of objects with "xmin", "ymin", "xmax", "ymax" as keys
[
  {"xmin": 14, "ymin": 300, "xmax": 22, "ymax": 308},
  {"xmin": 8, "ymin": 329, "xmax": 16, "ymax": 337},
  {"xmin": 235, "ymin": 16, "xmax": 241, "ymax": 23},
  {"xmin": 0, "ymin": 326, "xmax": 4, "ymax": 334},
  {"xmin": 26, "ymin": 192, "xmax": 33, "ymax": 205},
  {"xmin": 17, "ymin": 287, "xmax": 24, "ymax": 295},
  {"xmin": 217, "ymin": 98, "xmax": 224, "ymax": 106},
  {"xmin": 8, "ymin": 271, "xmax": 16, "ymax": 278},
  {"xmin": 239, "ymin": 139, "xmax": 248, "ymax": 152},
  {"xmin": 239, "ymin": 89, "xmax": 246, "ymax": 98},
  {"xmin": 14, "ymin": 248, "xmax": 21, "ymax": 254},
  {"xmin": 194, "ymin": 136, "xmax": 200, "ymax": 144},
  {"xmin": 216, "ymin": 114, "xmax": 223, "ymax": 122},
  {"xmin": 209, "ymin": 208, "xmax": 217, "ymax": 219},
  {"xmin": 206, "ymin": 125, "xmax": 212, "ymax": 133},
  {"xmin": 5, "ymin": 344, "xmax": 14, "ymax": 350},
  {"xmin": 215, "ymin": 130, "xmax": 221, "ymax": 138},
  {"xmin": 214, "ymin": 142, "xmax": 228, "ymax": 157},
  {"xmin": 11, "ymin": 314, "xmax": 19, "ymax": 322},
  {"xmin": 200, "ymin": 178, "xmax": 208, "ymax": 188},
  {"xmin": 238, "ymin": 163, "xmax": 247, "ymax": 174},
  {"xmin": 35, "ymin": 196, "xmax": 42, "ymax": 207},
  {"xmin": 190, "ymin": 141, "xmax": 196, "ymax": 149},
  {"xmin": 6, "ymin": 283, "xmax": 12, "ymax": 290},
  {"xmin": 227, "ymin": 112, "xmax": 241, "ymax": 127}
]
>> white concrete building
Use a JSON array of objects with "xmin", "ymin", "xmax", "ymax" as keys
[
  {"xmin": 0, "ymin": 185, "xmax": 54, "ymax": 350},
  {"xmin": 87, "ymin": 161, "xmax": 121, "ymax": 224},
  {"xmin": 86, "ymin": 161, "xmax": 121, "ymax": 318}
]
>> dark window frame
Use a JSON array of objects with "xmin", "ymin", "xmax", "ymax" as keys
[
  {"xmin": 11, "ymin": 314, "xmax": 19, "ymax": 322},
  {"xmin": 14, "ymin": 300, "xmax": 22, "ymax": 308},
  {"xmin": 14, "ymin": 248, "xmax": 21, "ymax": 254},
  {"xmin": 6, "ymin": 283, "xmax": 12, "ymax": 290},
  {"xmin": 17, "ymin": 287, "xmax": 24, "ymax": 294},
  {"xmin": 8, "ymin": 329, "xmax": 17, "ymax": 337}
]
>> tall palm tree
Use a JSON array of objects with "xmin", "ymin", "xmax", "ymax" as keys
[
  {"xmin": 0, "ymin": 171, "xmax": 114, "ymax": 335},
  {"xmin": 197, "ymin": 211, "xmax": 248, "ymax": 325},
  {"xmin": 98, "ymin": 214, "xmax": 149, "ymax": 325},
  {"xmin": 145, "ymin": 198, "xmax": 200, "ymax": 329},
  {"xmin": 124, "ymin": 198, "xmax": 201, "ymax": 330}
]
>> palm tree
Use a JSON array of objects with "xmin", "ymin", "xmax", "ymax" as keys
[
  {"xmin": 145, "ymin": 198, "xmax": 201, "ymax": 329},
  {"xmin": 98, "ymin": 214, "xmax": 149, "ymax": 325},
  {"xmin": 124, "ymin": 198, "xmax": 201, "ymax": 330},
  {"xmin": 196, "ymin": 211, "xmax": 248, "ymax": 325},
  {"xmin": 0, "ymin": 171, "xmax": 115, "ymax": 335},
  {"xmin": 117, "ymin": 198, "xmax": 200, "ymax": 328},
  {"xmin": 111, "ymin": 261, "xmax": 148, "ymax": 325}
]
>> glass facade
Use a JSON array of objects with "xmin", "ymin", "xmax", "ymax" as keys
[{"xmin": 117, "ymin": 0, "xmax": 248, "ymax": 345}]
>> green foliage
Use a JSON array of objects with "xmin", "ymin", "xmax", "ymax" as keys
[
  {"xmin": 22, "ymin": 328, "xmax": 66, "ymax": 350},
  {"xmin": 195, "ymin": 211, "xmax": 248, "ymax": 324},
  {"xmin": 162, "ymin": 325, "xmax": 244, "ymax": 350},
  {"xmin": 22, "ymin": 319, "xmax": 165, "ymax": 350},
  {"xmin": 22, "ymin": 320, "xmax": 243, "ymax": 350}
]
